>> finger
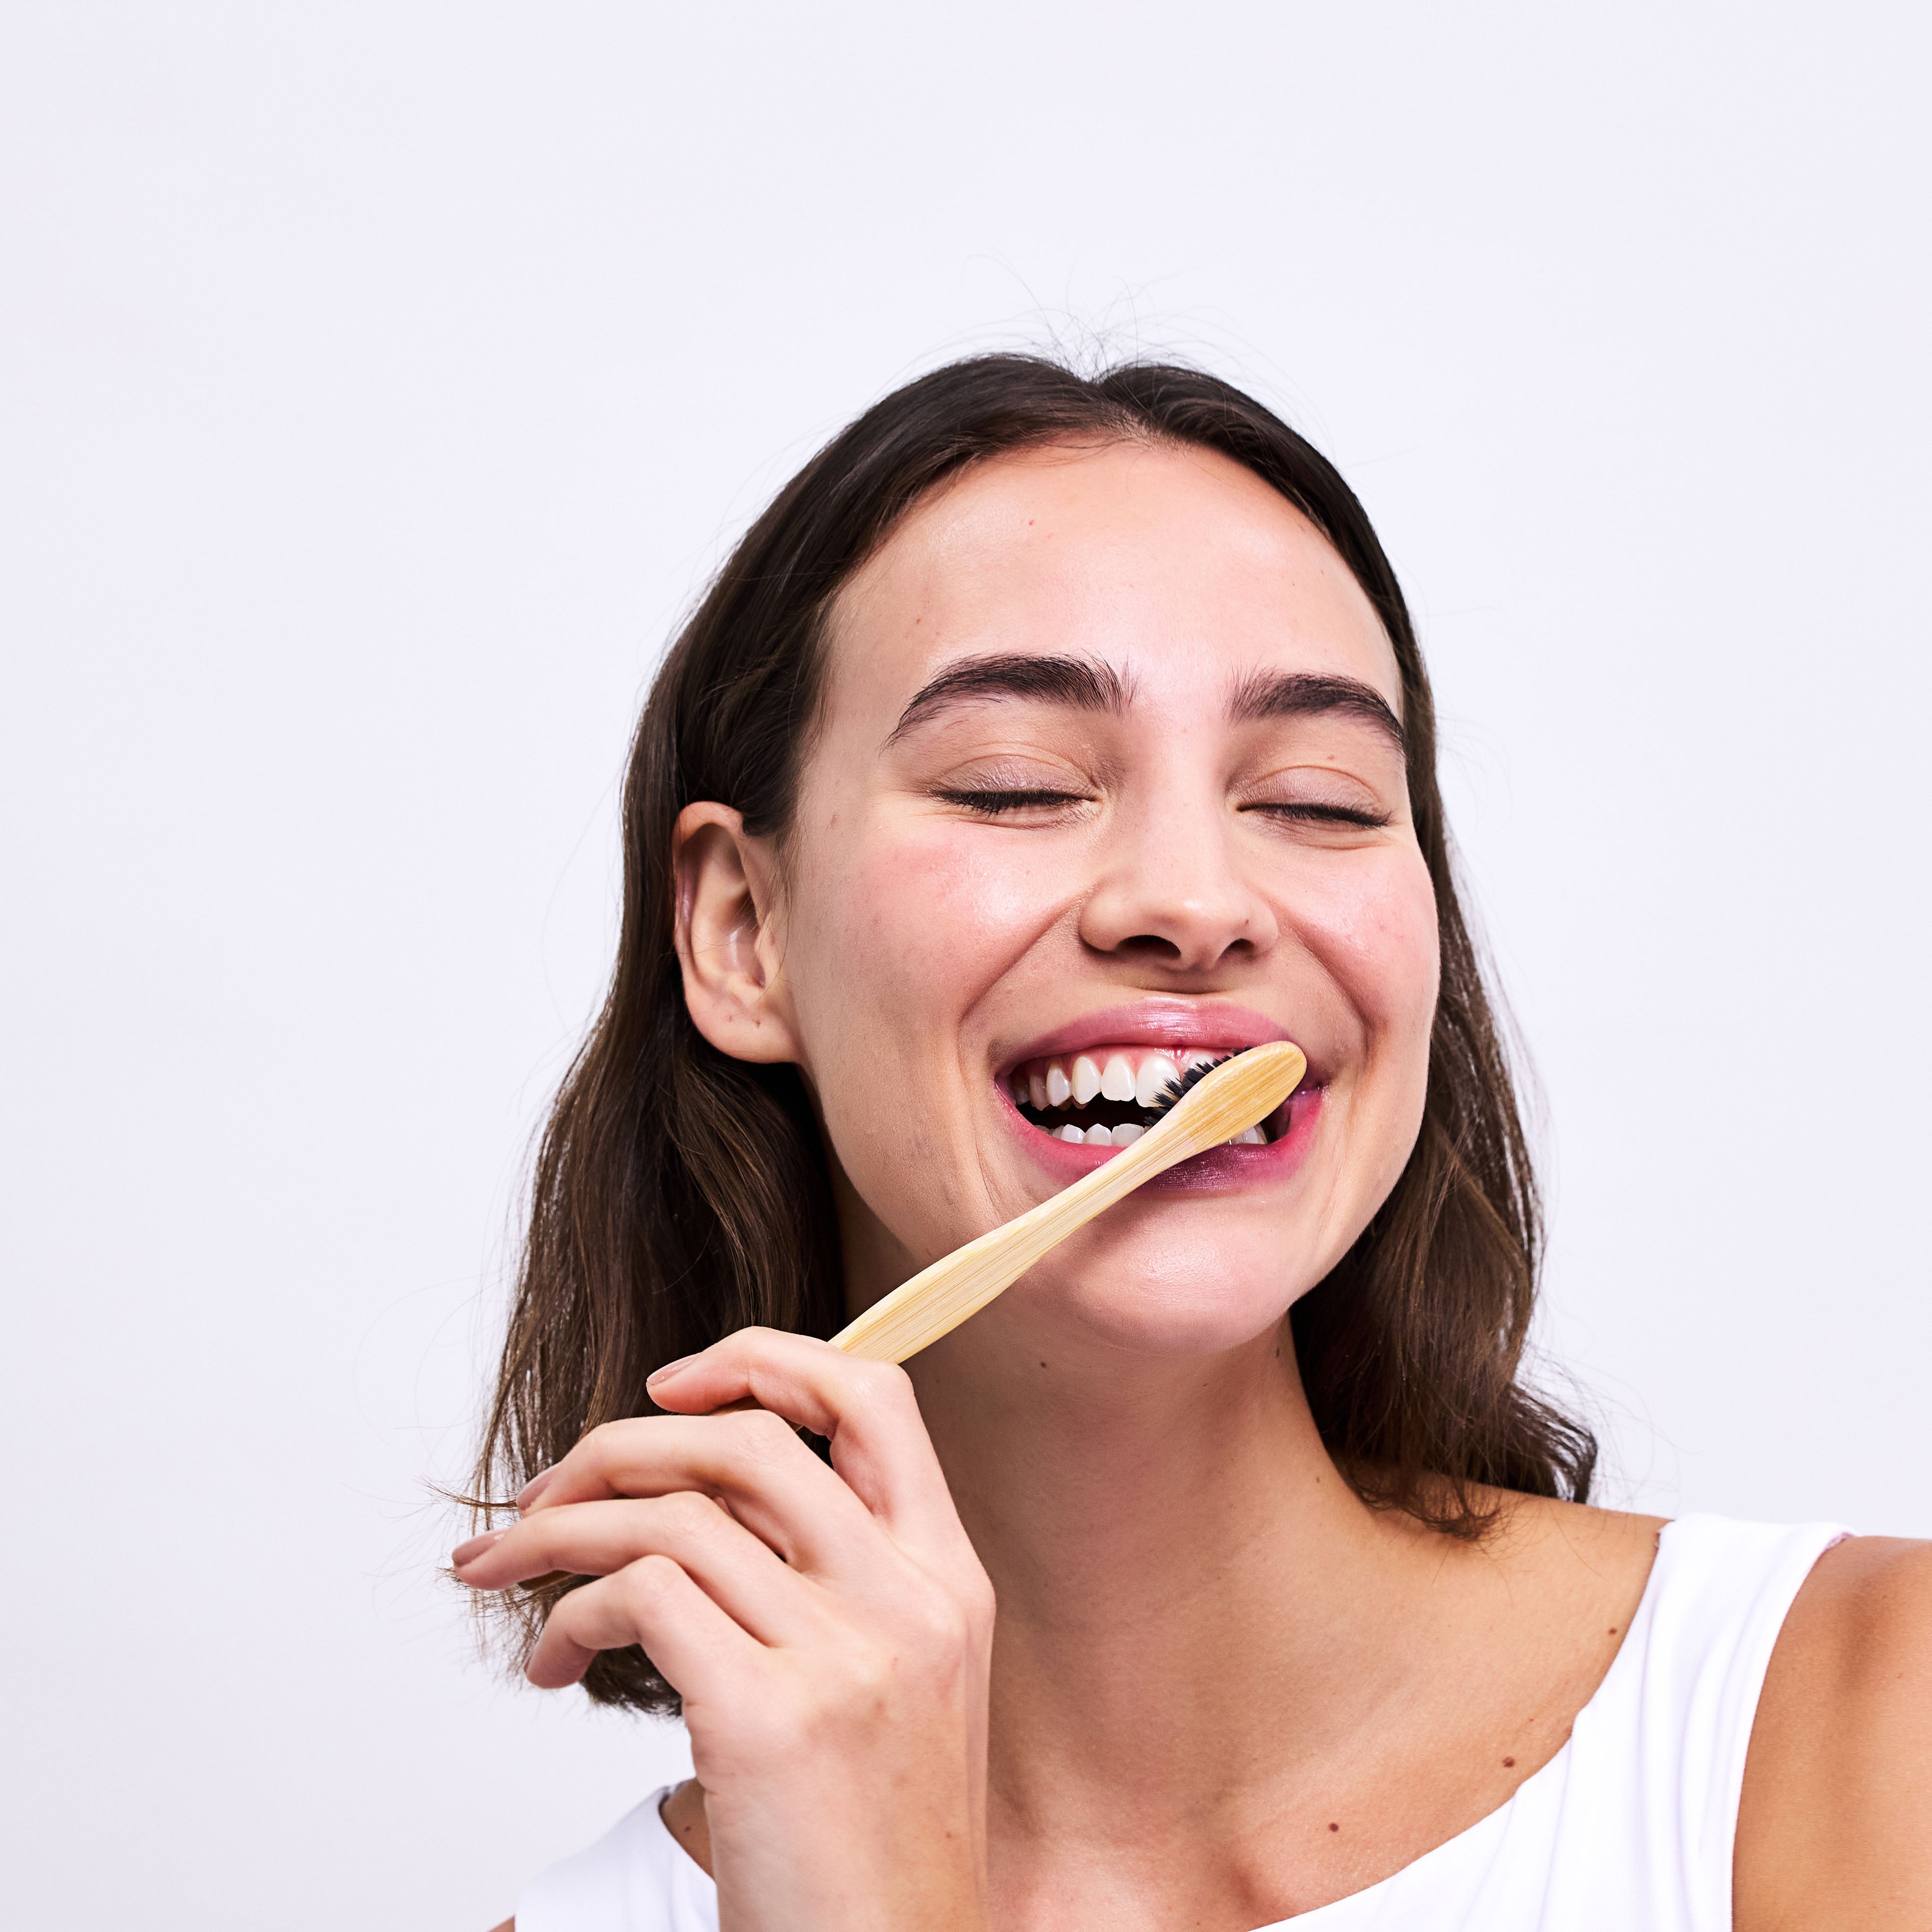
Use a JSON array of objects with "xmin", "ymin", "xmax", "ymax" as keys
[
  {"xmin": 522, "ymin": 1407, "xmax": 880, "ymax": 1577},
  {"xmin": 644, "ymin": 1327, "xmax": 973, "ymax": 1568},
  {"xmin": 528, "ymin": 1552, "xmax": 764, "ymax": 1694},
  {"xmin": 455, "ymin": 1494, "xmax": 822, "ymax": 1647}
]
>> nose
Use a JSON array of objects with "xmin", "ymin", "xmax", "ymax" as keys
[{"xmin": 1077, "ymin": 783, "xmax": 1279, "ymax": 974}]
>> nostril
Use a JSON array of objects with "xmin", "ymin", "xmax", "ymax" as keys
[{"xmin": 1109, "ymin": 931, "xmax": 1256, "ymax": 969}]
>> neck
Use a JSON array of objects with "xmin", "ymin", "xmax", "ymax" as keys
[{"xmin": 907, "ymin": 1314, "xmax": 1431, "ymax": 1844}]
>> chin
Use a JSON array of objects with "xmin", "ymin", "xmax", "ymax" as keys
[{"xmin": 1002, "ymin": 1225, "xmax": 1319, "ymax": 1360}]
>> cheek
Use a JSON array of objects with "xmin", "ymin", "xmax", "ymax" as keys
[
  {"xmin": 800, "ymin": 820, "xmax": 1066, "ymax": 1027},
  {"xmin": 827, "ymin": 823, "xmax": 1051, "ymax": 989},
  {"xmin": 1295, "ymin": 848, "xmax": 1440, "ymax": 1070}
]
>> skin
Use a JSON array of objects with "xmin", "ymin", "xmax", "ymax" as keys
[{"xmin": 468, "ymin": 440, "xmax": 1932, "ymax": 1930}]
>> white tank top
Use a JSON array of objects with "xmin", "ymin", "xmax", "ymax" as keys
[{"xmin": 515, "ymin": 1515, "xmax": 1848, "ymax": 1932}]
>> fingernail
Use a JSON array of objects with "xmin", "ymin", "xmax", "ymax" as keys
[
  {"xmin": 451, "ymin": 1530, "xmax": 506, "ymax": 1568},
  {"xmin": 645, "ymin": 1353, "xmax": 698, "ymax": 1388},
  {"xmin": 515, "ymin": 1469, "xmax": 556, "ymax": 1510}
]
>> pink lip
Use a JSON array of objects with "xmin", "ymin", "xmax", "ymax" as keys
[
  {"xmin": 995, "ymin": 999, "xmax": 1325, "ymax": 1195},
  {"xmin": 998, "ymin": 1079, "xmax": 1325, "ymax": 1193},
  {"xmin": 999, "ymin": 1000, "xmax": 1319, "ymax": 1079}
]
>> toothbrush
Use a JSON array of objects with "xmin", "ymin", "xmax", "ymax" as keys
[{"xmin": 830, "ymin": 1039, "xmax": 1307, "ymax": 1363}]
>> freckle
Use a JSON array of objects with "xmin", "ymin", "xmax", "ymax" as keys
[
  {"xmin": 1608, "ymin": 1626, "xmax": 1617, "ymax": 1634},
  {"xmin": 1502, "ymin": 1757, "xmax": 1515, "ymax": 1768},
  {"xmin": 1328, "ymin": 1822, "xmax": 1339, "ymax": 1832},
  {"xmin": 1039, "ymin": 1361, "xmax": 1047, "ymax": 1368}
]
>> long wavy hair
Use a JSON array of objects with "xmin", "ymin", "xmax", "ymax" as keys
[{"xmin": 474, "ymin": 354, "xmax": 1596, "ymax": 1714}]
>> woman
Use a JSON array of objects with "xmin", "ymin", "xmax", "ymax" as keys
[{"xmin": 458, "ymin": 356, "xmax": 1930, "ymax": 1930}]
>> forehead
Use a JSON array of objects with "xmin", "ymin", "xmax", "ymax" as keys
[{"xmin": 828, "ymin": 438, "xmax": 1402, "ymax": 720}]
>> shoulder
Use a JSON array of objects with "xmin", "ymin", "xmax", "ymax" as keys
[
  {"xmin": 1735, "ymin": 1534, "xmax": 1932, "ymax": 1932},
  {"xmin": 1475, "ymin": 1491, "xmax": 1668, "ymax": 1604},
  {"xmin": 1502, "ymin": 1492, "xmax": 1665, "ymax": 1554}
]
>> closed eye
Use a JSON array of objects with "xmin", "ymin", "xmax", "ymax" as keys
[
  {"xmin": 936, "ymin": 787, "xmax": 1091, "ymax": 816},
  {"xmin": 1245, "ymin": 801, "xmax": 1391, "ymax": 829}
]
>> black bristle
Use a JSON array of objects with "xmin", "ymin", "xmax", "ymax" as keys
[{"xmin": 1144, "ymin": 1052, "xmax": 1233, "ymax": 1120}]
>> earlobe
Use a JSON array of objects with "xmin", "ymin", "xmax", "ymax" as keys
[{"xmin": 671, "ymin": 802, "xmax": 800, "ymax": 1065}]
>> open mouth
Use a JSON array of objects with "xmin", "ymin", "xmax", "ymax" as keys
[{"xmin": 1006, "ymin": 1045, "xmax": 1287, "ymax": 1147}]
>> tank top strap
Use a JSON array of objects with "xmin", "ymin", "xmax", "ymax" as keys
[
  {"xmin": 1550, "ymin": 1514, "xmax": 1851, "ymax": 1930},
  {"xmin": 516, "ymin": 1785, "xmax": 718, "ymax": 1932}
]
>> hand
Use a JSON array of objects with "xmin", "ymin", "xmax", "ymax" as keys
[{"xmin": 454, "ymin": 1328, "xmax": 994, "ymax": 1932}]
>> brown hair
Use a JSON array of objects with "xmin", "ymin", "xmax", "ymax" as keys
[{"xmin": 475, "ymin": 354, "xmax": 1596, "ymax": 1714}]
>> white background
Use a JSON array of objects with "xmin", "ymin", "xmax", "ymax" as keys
[{"xmin": 3, "ymin": 4, "xmax": 1927, "ymax": 1926}]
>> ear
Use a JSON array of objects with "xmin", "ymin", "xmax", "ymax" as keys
[{"xmin": 671, "ymin": 801, "xmax": 800, "ymax": 1066}]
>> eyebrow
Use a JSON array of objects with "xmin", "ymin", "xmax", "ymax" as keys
[
  {"xmin": 1224, "ymin": 669, "xmax": 1406, "ymax": 756},
  {"xmin": 884, "ymin": 653, "xmax": 1405, "ymax": 758},
  {"xmin": 885, "ymin": 653, "xmax": 1132, "ymax": 745}
]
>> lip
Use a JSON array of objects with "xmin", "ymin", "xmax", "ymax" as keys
[
  {"xmin": 994, "ymin": 999, "xmax": 1325, "ymax": 1194},
  {"xmin": 997, "ymin": 1079, "xmax": 1324, "ymax": 1192}
]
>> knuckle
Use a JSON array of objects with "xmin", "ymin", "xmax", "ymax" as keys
[
  {"xmin": 906, "ymin": 1588, "xmax": 973, "ymax": 1655},
  {"xmin": 581, "ymin": 1418, "xmax": 631, "ymax": 1464},
  {"xmin": 842, "ymin": 1638, "xmax": 900, "ymax": 1702},
  {"xmin": 851, "ymin": 1358, "xmax": 915, "ymax": 1408},
  {"xmin": 620, "ymin": 1552, "xmax": 685, "ymax": 1609},
  {"xmin": 656, "ymin": 1489, "xmax": 724, "ymax": 1541},
  {"xmin": 870, "ymin": 1570, "xmax": 989, "ymax": 1664},
  {"xmin": 732, "ymin": 1406, "xmax": 799, "ymax": 1461}
]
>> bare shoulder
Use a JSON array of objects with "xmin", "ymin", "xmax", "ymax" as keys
[
  {"xmin": 1480, "ymin": 1490, "xmax": 1668, "ymax": 1595},
  {"xmin": 1735, "ymin": 1535, "xmax": 1932, "ymax": 1932},
  {"xmin": 1509, "ymin": 1491, "xmax": 1667, "ymax": 1553},
  {"xmin": 1436, "ymin": 1482, "xmax": 1663, "ymax": 1559},
  {"xmin": 1413, "ymin": 1489, "xmax": 1669, "ymax": 1657}
]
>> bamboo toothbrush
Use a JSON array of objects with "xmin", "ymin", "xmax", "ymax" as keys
[{"xmin": 829, "ymin": 1038, "xmax": 1307, "ymax": 1364}]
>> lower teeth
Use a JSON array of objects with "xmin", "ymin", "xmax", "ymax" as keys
[
  {"xmin": 1045, "ymin": 1118, "xmax": 1267, "ymax": 1147},
  {"xmin": 1055, "ymin": 1122, "xmax": 1145, "ymax": 1146}
]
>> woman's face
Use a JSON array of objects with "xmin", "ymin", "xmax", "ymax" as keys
[{"xmin": 686, "ymin": 438, "xmax": 1439, "ymax": 1361}]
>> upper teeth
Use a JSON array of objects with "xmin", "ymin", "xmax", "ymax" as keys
[
  {"xmin": 1008, "ymin": 1044, "xmax": 1254, "ymax": 1129},
  {"xmin": 1016, "ymin": 1046, "xmax": 1202, "ymax": 1115}
]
